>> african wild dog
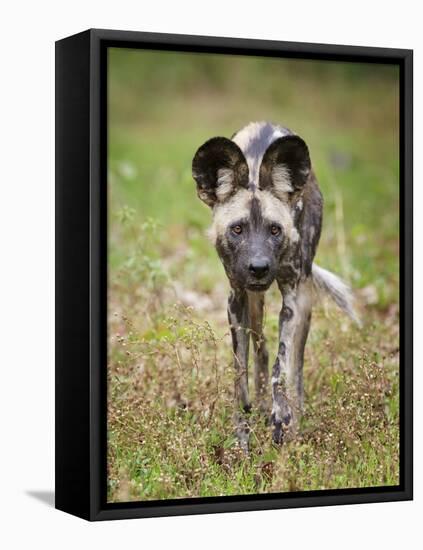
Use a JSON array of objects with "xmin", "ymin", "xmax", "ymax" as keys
[{"xmin": 192, "ymin": 121, "xmax": 358, "ymax": 451}]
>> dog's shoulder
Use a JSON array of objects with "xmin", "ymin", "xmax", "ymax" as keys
[{"xmin": 299, "ymin": 171, "xmax": 323, "ymax": 276}]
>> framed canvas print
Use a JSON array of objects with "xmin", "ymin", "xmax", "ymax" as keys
[{"xmin": 55, "ymin": 29, "xmax": 413, "ymax": 521}]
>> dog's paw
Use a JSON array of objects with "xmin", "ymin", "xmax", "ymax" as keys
[
  {"xmin": 235, "ymin": 417, "xmax": 250, "ymax": 454},
  {"xmin": 270, "ymin": 412, "xmax": 293, "ymax": 446}
]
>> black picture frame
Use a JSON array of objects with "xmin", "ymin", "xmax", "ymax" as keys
[{"xmin": 55, "ymin": 28, "xmax": 413, "ymax": 521}]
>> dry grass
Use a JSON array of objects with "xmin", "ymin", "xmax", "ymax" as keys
[{"xmin": 107, "ymin": 218, "xmax": 399, "ymax": 502}]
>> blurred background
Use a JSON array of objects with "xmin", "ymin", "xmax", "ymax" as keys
[
  {"xmin": 108, "ymin": 48, "xmax": 399, "ymax": 304},
  {"xmin": 107, "ymin": 48, "xmax": 400, "ymax": 502}
]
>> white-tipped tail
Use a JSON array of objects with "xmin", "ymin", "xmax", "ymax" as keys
[{"xmin": 312, "ymin": 264, "xmax": 361, "ymax": 326}]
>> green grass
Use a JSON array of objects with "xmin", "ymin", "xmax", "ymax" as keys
[{"xmin": 107, "ymin": 49, "xmax": 400, "ymax": 502}]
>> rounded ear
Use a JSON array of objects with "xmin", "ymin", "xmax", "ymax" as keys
[
  {"xmin": 192, "ymin": 137, "xmax": 249, "ymax": 207},
  {"xmin": 259, "ymin": 135, "xmax": 311, "ymax": 200}
]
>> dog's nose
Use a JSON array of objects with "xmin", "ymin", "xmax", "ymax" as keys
[{"xmin": 249, "ymin": 258, "xmax": 270, "ymax": 279}]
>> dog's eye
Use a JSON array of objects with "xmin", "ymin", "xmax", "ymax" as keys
[
  {"xmin": 232, "ymin": 225, "xmax": 243, "ymax": 235},
  {"xmin": 270, "ymin": 225, "xmax": 281, "ymax": 236}
]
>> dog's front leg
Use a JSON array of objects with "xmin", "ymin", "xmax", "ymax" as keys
[
  {"xmin": 228, "ymin": 287, "xmax": 251, "ymax": 452},
  {"xmin": 271, "ymin": 278, "xmax": 312, "ymax": 445},
  {"xmin": 248, "ymin": 291, "xmax": 269, "ymax": 415}
]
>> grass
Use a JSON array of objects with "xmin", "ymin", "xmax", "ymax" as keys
[{"xmin": 106, "ymin": 49, "xmax": 400, "ymax": 502}]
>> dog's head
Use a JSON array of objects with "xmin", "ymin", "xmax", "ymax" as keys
[{"xmin": 192, "ymin": 131, "xmax": 311, "ymax": 291}]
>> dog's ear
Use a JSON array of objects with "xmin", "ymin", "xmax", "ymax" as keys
[
  {"xmin": 192, "ymin": 137, "xmax": 249, "ymax": 207},
  {"xmin": 259, "ymin": 135, "xmax": 311, "ymax": 200}
]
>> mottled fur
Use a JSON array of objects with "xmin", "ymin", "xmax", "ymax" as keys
[{"xmin": 192, "ymin": 121, "xmax": 358, "ymax": 450}]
